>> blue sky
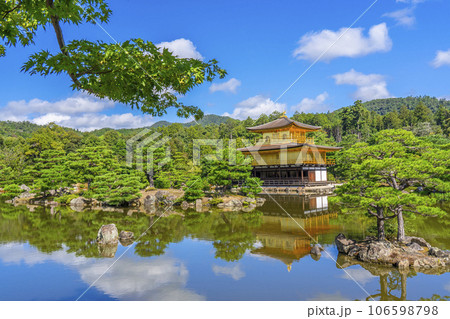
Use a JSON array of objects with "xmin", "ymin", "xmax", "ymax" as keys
[{"xmin": 1, "ymin": 0, "xmax": 449, "ymax": 131}]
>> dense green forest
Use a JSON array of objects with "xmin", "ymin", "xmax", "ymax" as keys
[
  {"xmin": 0, "ymin": 96, "xmax": 449, "ymax": 206},
  {"xmin": 361, "ymin": 96, "xmax": 450, "ymax": 115}
]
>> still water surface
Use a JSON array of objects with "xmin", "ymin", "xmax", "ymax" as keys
[{"xmin": 0, "ymin": 195, "xmax": 449, "ymax": 301}]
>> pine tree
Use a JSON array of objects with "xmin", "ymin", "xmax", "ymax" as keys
[
  {"xmin": 91, "ymin": 166, "xmax": 145, "ymax": 206},
  {"xmin": 332, "ymin": 129, "xmax": 449, "ymax": 241},
  {"xmin": 413, "ymin": 102, "xmax": 433, "ymax": 124},
  {"xmin": 33, "ymin": 149, "xmax": 69, "ymax": 196},
  {"xmin": 68, "ymin": 146, "xmax": 117, "ymax": 190}
]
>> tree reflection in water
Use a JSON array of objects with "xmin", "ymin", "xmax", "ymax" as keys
[
  {"xmin": 336, "ymin": 254, "xmax": 450, "ymax": 301},
  {"xmin": 0, "ymin": 203, "xmax": 263, "ymax": 262}
]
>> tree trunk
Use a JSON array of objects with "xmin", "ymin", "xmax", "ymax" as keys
[
  {"xmin": 376, "ymin": 207, "xmax": 386, "ymax": 241},
  {"xmin": 377, "ymin": 218, "xmax": 385, "ymax": 241},
  {"xmin": 397, "ymin": 208, "xmax": 406, "ymax": 242},
  {"xmin": 379, "ymin": 274, "xmax": 388, "ymax": 301},
  {"xmin": 146, "ymin": 172, "xmax": 154, "ymax": 187},
  {"xmin": 400, "ymin": 271, "xmax": 407, "ymax": 301}
]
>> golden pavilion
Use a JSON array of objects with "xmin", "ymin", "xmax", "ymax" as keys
[{"xmin": 237, "ymin": 114, "xmax": 342, "ymax": 186}]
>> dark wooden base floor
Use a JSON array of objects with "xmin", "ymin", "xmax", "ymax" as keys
[{"xmin": 260, "ymin": 179, "xmax": 329, "ymax": 186}]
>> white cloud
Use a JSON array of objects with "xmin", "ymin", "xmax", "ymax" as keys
[
  {"xmin": 209, "ymin": 78, "xmax": 241, "ymax": 94},
  {"xmin": 339, "ymin": 268, "xmax": 377, "ymax": 285},
  {"xmin": 31, "ymin": 112, "xmax": 155, "ymax": 131},
  {"xmin": 223, "ymin": 95, "xmax": 286, "ymax": 120},
  {"xmin": 291, "ymin": 92, "xmax": 329, "ymax": 113},
  {"xmin": 3, "ymin": 93, "xmax": 114, "ymax": 116},
  {"xmin": 396, "ymin": 0, "xmax": 426, "ymax": 3},
  {"xmin": 431, "ymin": 49, "xmax": 450, "ymax": 68},
  {"xmin": 332, "ymin": 69, "xmax": 392, "ymax": 101},
  {"xmin": 308, "ymin": 291, "xmax": 350, "ymax": 301},
  {"xmin": 32, "ymin": 113, "xmax": 71, "ymax": 125},
  {"xmin": 445, "ymin": 281, "xmax": 450, "ymax": 292},
  {"xmin": 156, "ymin": 38, "xmax": 204, "ymax": 60},
  {"xmin": 383, "ymin": 7, "xmax": 416, "ymax": 27},
  {"xmin": 293, "ymin": 23, "xmax": 392, "ymax": 62},
  {"xmin": 384, "ymin": 0, "xmax": 428, "ymax": 27},
  {"xmin": 0, "ymin": 243, "xmax": 205, "ymax": 301},
  {"xmin": 212, "ymin": 264, "xmax": 245, "ymax": 280},
  {"xmin": 0, "ymin": 94, "xmax": 154, "ymax": 131}
]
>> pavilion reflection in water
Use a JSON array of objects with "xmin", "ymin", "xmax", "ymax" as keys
[{"xmin": 251, "ymin": 195, "xmax": 338, "ymax": 271}]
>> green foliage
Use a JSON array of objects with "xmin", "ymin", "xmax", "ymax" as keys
[
  {"xmin": 0, "ymin": 184, "xmax": 24, "ymax": 200},
  {"xmin": 0, "ymin": 121, "xmax": 41, "ymax": 138},
  {"xmin": 183, "ymin": 179, "xmax": 206, "ymax": 202},
  {"xmin": 332, "ymin": 129, "xmax": 449, "ymax": 240},
  {"xmin": 201, "ymin": 148, "xmax": 256, "ymax": 195},
  {"xmin": 340, "ymin": 100, "xmax": 370, "ymax": 140},
  {"xmin": 26, "ymin": 123, "xmax": 82, "ymax": 157},
  {"xmin": 67, "ymin": 145, "xmax": 117, "ymax": 190},
  {"xmin": 1, "ymin": 0, "xmax": 226, "ymax": 120},
  {"xmin": 413, "ymin": 102, "xmax": 433, "ymax": 124},
  {"xmin": 383, "ymin": 111, "xmax": 402, "ymax": 129},
  {"xmin": 33, "ymin": 149, "xmax": 70, "ymax": 196},
  {"xmin": 361, "ymin": 96, "xmax": 450, "ymax": 115},
  {"xmin": 0, "ymin": 96, "xmax": 448, "ymax": 207},
  {"xmin": 240, "ymin": 177, "xmax": 263, "ymax": 198},
  {"xmin": 90, "ymin": 167, "xmax": 144, "ymax": 206},
  {"xmin": 54, "ymin": 194, "xmax": 79, "ymax": 205},
  {"xmin": 209, "ymin": 198, "xmax": 224, "ymax": 205}
]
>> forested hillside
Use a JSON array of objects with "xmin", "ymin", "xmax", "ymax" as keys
[
  {"xmin": 360, "ymin": 96, "xmax": 450, "ymax": 115},
  {"xmin": 0, "ymin": 121, "xmax": 41, "ymax": 138},
  {"xmin": 1, "ymin": 96, "xmax": 448, "ymax": 138},
  {"xmin": 0, "ymin": 97, "xmax": 449, "ymax": 206}
]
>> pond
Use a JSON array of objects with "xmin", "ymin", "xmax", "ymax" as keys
[{"xmin": 0, "ymin": 195, "xmax": 449, "ymax": 301}]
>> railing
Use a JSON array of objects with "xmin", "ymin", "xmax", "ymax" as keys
[
  {"xmin": 260, "ymin": 179, "xmax": 330, "ymax": 186},
  {"xmin": 251, "ymin": 158, "xmax": 336, "ymax": 166},
  {"xmin": 258, "ymin": 137, "xmax": 315, "ymax": 145},
  {"xmin": 262, "ymin": 179, "xmax": 304, "ymax": 186}
]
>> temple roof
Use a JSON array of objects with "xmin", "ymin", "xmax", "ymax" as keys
[
  {"xmin": 238, "ymin": 143, "xmax": 342, "ymax": 153},
  {"xmin": 247, "ymin": 117, "xmax": 321, "ymax": 132}
]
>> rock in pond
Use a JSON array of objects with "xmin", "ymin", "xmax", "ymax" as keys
[
  {"xmin": 119, "ymin": 230, "xmax": 134, "ymax": 240},
  {"xmin": 181, "ymin": 201, "xmax": 189, "ymax": 210},
  {"xmin": 70, "ymin": 197, "xmax": 89, "ymax": 207},
  {"xmin": 335, "ymin": 233, "xmax": 450, "ymax": 270},
  {"xmin": 335, "ymin": 233, "xmax": 356, "ymax": 254},
  {"xmin": 195, "ymin": 199, "xmax": 202, "ymax": 211},
  {"xmin": 310, "ymin": 245, "xmax": 322, "ymax": 256},
  {"xmin": 429, "ymin": 247, "xmax": 450, "ymax": 258},
  {"xmin": 97, "ymin": 224, "xmax": 119, "ymax": 245},
  {"xmin": 98, "ymin": 243, "xmax": 118, "ymax": 258},
  {"xmin": 119, "ymin": 230, "xmax": 134, "ymax": 246}
]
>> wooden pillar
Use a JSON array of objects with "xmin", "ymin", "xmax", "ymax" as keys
[{"xmin": 301, "ymin": 166, "xmax": 304, "ymax": 183}]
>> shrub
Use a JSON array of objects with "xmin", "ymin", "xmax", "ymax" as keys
[
  {"xmin": 0, "ymin": 184, "xmax": 24, "ymax": 200},
  {"xmin": 209, "ymin": 198, "xmax": 224, "ymax": 206},
  {"xmin": 55, "ymin": 194, "xmax": 79, "ymax": 205},
  {"xmin": 183, "ymin": 179, "xmax": 206, "ymax": 202}
]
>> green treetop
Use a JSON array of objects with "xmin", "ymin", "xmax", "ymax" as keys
[
  {"xmin": 331, "ymin": 129, "xmax": 449, "ymax": 241},
  {"xmin": 67, "ymin": 145, "xmax": 117, "ymax": 190},
  {"xmin": 1, "ymin": 0, "xmax": 226, "ymax": 120},
  {"xmin": 413, "ymin": 102, "xmax": 433, "ymax": 124},
  {"xmin": 33, "ymin": 149, "xmax": 70, "ymax": 196}
]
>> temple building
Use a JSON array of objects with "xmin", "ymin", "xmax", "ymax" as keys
[{"xmin": 238, "ymin": 114, "xmax": 342, "ymax": 186}]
